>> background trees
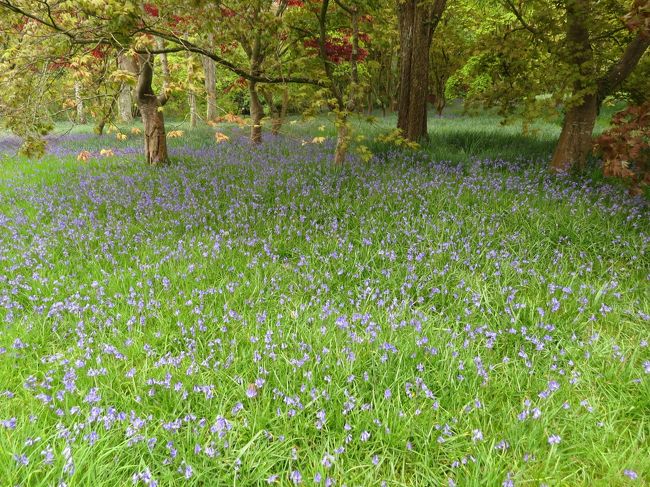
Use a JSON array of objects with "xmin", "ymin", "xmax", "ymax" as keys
[
  {"xmin": 0, "ymin": 0, "xmax": 647, "ymax": 176},
  {"xmin": 450, "ymin": 0, "xmax": 648, "ymax": 171}
]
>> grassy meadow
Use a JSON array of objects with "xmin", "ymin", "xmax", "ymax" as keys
[{"xmin": 0, "ymin": 111, "xmax": 648, "ymax": 486}]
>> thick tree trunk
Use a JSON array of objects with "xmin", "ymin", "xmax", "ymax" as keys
[
  {"xmin": 550, "ymin": 0, "xmax": 595, "ymax": 172},
  {"xmin": 140, "ymin": 100, "xmax": 169, "ymax": 165},
  {"xmin": 203, "ymin": 34, "xmax": 218, "ymax": 122},
  {"xmin": 397, "ymin": 0, "xmax": 447, "ymax": 142},
  {"xmin": 550, "ymin": 94, "xmax": 598, "ymax": 172},
  {"xmin": 136, "ymin": 52, "xmax": 169, "ymax": 165},
  {"xmin": 118, "ymin": 85, "xmax": 133, "ymax": 122},
  {"xmin": 74, "ymin": 81, "xmax": 86, "ymax": 124},
  {"xmin": 550, "ymin": 0, "xmax": 648, "ymax": 172},
  {"xmin": 117, "ymin": 51, "xmax": 137, "ymax": 122}
]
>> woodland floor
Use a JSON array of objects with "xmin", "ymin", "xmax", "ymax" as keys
[{"xmin": 0, "ymin": 114, "xmax": 648, "ymax": 486}]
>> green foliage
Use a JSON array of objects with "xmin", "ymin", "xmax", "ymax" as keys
[
  {"xmin": 375, "ymin": 129, "xmax": 420, "ymax": 150},
  {"xmin": 0, "ymin": 0, "xmax": 646, "ymax": 166},
  {"xmin": 621, "ymin": 55, "xmax": 650, "ymax": 105},
  {"xmin": 451, "ymin": 0, "xmax": 646, "ymax": 125}
]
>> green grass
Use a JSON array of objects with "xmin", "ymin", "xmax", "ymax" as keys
[{"xmin": 0, "ymin": 111, "xmax": 648, "ymax": 486}]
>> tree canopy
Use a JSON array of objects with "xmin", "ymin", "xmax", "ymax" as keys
[{"xmin": 0, "ymin": 0, "xmax": 647, "ymax": 173}]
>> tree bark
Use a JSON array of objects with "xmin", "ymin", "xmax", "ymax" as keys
[
  {"xmin": 156, "ymin": 37, "xmax": 170, "ymax": 100},
  {"xmin": 597, "ymin": 34, "xmax": 650, "ymax": 102},
  {"xmin": 117, "ymin": 51, "xmax": 137, "ymax": 122},
  {"xmin": 550, "ymin": 93, "xmax": 599, "ymax": 172},
  {"xmin": 189, "ymin": 91, "xmax": 198, "ymax": 128},
  {"xmin": 397, "ymin": 0, "xmax": 447, "ymax": 142},
  {"xmin": 118, "ymin": 85, "xmax": 133, "ymax": 122},
  {"xmin": 186, "ymin": 50, "xmax": 198, "ymax": 128},
  {"xmin": 140, "ymin": 101, "xmax": 169, "ymax": 165},
  {"xmin": 249, "ymin": 80, "xmax": 263, "ymax": 143},
  {"xmin": 550, "ymin": 0, "xmax": 649, "ymax": 172},
  {"xmin": 262, "ymin": 88, "xmax": 287, "ymax": 136},
  {"xmin": 431, "ymin": 47, "xmax": 450, "ymax": 117},
  {"xmin": 550, "ymin": 0, "xmax": 595, "ymax": 172},
  {"xmin": 334, "ymin": 113, "xmax": 350, "ymax": 165},
  {"xmin": 245, "ymin": 31, "xmax": 265, "ymax": 144},
  {"xmin": 366, "ymin": 92, "xmax": 373, "ymax": 116},
  {"xmin": 93, "ymin": 92, "xmax": 118, "ymax": 136},
  {"xmin": 274, "ymin": 88, "xmax": 289, "ymax": 135},
  {"xmin": 203, "ymin": 34, "xmax": 218, "ymax": 122},
  {"xmin": 136, "ymin": 53, "xmax": 169, "ymax": 165},
  {"xmin": 74, "ymin": 81, "xmax": 86, "ymax": 124}
]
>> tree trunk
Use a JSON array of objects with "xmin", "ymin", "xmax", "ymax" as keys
[
  {"xmin": 186, "ymin": 49, "xmax": 198, "ymax": 128},
  {"xmin": 249, "ymin": 81, "xmax": 263, "ymax": 143},
  {"xmin": 156, "ymin": 38, "xmax": 170, "ymax": 99},
  {"xmin": 118, "ymin": 85, "xmax": 133, "ymax": 122},
  {"xmin": 189, "ymin": 91, "xmax": 198, "ymax": 128},
  {"xmin": 366, "ymin": 93, "xmax": 373, "ymax": 116},
  {"xmin": 431, "ymin": 90, "xmax": 446, "ymax": 117},
  {"xmin": 397, "ymin": 0, "xmax": 447, "ymax": 142},
  {"xmin": 74, "ymin": 81, "xmax": 86, "ymax": 124},
  {"xmin": 203, "ymin": 34, "xmax": 218, "ymax": 122},
  {"xmin": 435, "ymin": 96, "xmax": 445, "ymax": 117},
  {"xmin": 550, "ymin": 94, "xmax": 598, "ymax": 172},
  {"xmin": 136, "ymin": 53, "xmax": 169, "ymax": 165},
  {"xmin": 140, "ymin": 100, "xmax": 169, "ymax": 165},
  {"xmin": 389, "ymin": 53, "xmax": 399, "ymax": 113},
  {"xmin": 550, "ymin": 0, "xmax": 595, "ymax": 172},
  {"xmin": 273, "ymin": 88, "xmax": 289, "ymax": 135},
  {"xmin": 246, "ymin": 32, "xmax": 264, "ymax": 144},
  {"xmin": 117, "ymin": 51, "xmax": 137, "ymax": 122},
  {"xmin": 93, "ymin": 92, "xmax": 118, "ymax": 135},
  {"xmin": 263, "ymin": 88, "xmax": 289, "ymax": 136},
  {"xmin": 262, "ymin": 92, "xmax": 276, "ymax": 136},
  {"xmin": 94, "ymin": 120, "xmax": 106, "ymax": 136},
  {"xmin": 549, "ymin": 1, "xmax": 649, "ymax": 172},
  {"xmin": 334, "ymin": 113, "xmax": 350, "ymax": 165}
]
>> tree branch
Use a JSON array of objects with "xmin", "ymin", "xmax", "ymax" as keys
[
  {"xmin": 502, "ymin": 0, "xmax": 542, "ymax": 37},
  {"xmin": 0, "ymin": 0, "xmax": 102, "ymax": 44},
  {"xmin": 141, "ymin": 29, "xmax": 325, "ymax": 87},
  {"xmin": 597, "ymin": 32, "xmax": 650, "ymax": 100}
]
